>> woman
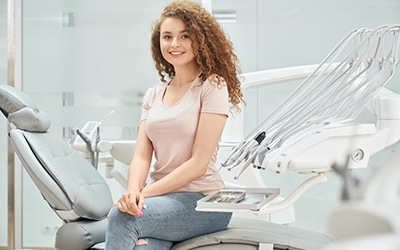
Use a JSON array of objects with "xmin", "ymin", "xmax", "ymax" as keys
[{"xmin": 106, "ymin": 1, "xmax": 244, "ymax": 249}]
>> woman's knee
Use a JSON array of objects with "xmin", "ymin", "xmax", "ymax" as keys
[
  {"xmin": 107, "ymin": 207, "xmax": 129, "ymax": 231},
  {"xmin": 107, "ymin": 207, "xmax": 119, "ymax": 223}
]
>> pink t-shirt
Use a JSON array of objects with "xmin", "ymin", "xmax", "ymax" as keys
[{"xmin": 140, "ymin": 76, "xmax": 229, "ymax": 195}]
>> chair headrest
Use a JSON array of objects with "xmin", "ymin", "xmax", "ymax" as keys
[{"xmin": 0, "ymin": 85, "xmax": 50, "ymax": 132}]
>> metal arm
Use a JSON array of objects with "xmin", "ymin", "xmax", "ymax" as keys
[{"xmin": 223, "ymin": 25, "xmax": 400, "ymax": 180}]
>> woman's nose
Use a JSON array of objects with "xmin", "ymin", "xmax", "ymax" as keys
[{"xmin": 171, "ymin": 38, "xmax": 180, "ymax": 48}]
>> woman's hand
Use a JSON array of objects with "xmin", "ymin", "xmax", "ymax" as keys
[{"xmin": 117, "ymin": 190, "xmax": 145, "ymax": 216}]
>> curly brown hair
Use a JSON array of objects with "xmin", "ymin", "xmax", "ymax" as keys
[{"xmin": 151, "ymin": 0, "xmax": 244, "ymax": 111}]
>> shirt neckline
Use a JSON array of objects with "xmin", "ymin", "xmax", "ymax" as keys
[{"xmin": 161, "ymin": 75, "xmax": 201, "ymax": 108}]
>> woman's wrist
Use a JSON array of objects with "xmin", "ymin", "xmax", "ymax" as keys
[
  {"xmin": 140, "ymin": 186, "xmax": 151, "ymax": 198},
  {"xmin": 126, "ymin": 185, "xmax": 141, "ymax": 194}
]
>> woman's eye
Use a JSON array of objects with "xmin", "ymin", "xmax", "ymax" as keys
[
  {"xmin": 163, "ymin": 35, "xmax": 172, "ymax": 39},
  {"xmin": 182, "ymin": 34, "xmax": 190, "ymax": 39}
]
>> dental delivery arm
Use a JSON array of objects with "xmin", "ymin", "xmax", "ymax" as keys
[
  {"xmin": 224, "ymin": 25, "xmax": 400, "ymax": 176},
  {"xmin": 200, "ymin": 25, "xmax": 400, "ymax": 214}
]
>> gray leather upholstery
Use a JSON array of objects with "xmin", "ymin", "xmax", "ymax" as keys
[
  {"xmin": 9, "ymin": 130, "xmax": 112, "ymax": 221},
  {"xmin": 55, "ymin": 220, "xmax": 108, "ymax": 250},
  {"xmin": 1, "ymin": 85, "xmax": 113, "ymax": 250},
  {"xmin": 0, "ymin": 85, "xmax": 50, "ymax": 132},
  {"xmin": 172, "ymin": 218, "xmax": 331, "ymax": 250}
]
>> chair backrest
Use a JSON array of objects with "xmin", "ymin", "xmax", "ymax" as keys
[
  {"xmin": 9, "ymin": 129, "xmax": 113, "ymax": 220},
  {"xmin": 0, "ymin": 85, "xmax": 113, "ymax": 249}
]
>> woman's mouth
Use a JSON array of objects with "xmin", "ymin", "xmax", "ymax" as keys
[{"xmin": 169, "ymin": 51, "xmax": 184, "ymax": 57}]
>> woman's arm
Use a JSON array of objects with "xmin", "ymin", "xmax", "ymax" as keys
[
  {"xmin": 141, "ymin": 112, "xmax": 227, "ymax": 198},
  {"xmin": 118, "ymin": 120, "xmax": 153, "ymax": 215}
]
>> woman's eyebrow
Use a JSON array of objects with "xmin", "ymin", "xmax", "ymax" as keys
[{"xmin": 161, "ymin": 29, "xmax": 188, "ymax": 35}]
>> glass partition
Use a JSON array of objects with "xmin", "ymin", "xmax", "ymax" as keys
[
  {"xmin": 20, "ymin": 0, "xmax": 172, "ymax": 247},
  {"xmin": 0, "ymin": 0, "xmax": 8, "ymax": 247}
]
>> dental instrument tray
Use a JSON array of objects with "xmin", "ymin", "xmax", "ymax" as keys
[{"xmin": 197, "ymin": 187, "xmax": 280, "ymax": 212}]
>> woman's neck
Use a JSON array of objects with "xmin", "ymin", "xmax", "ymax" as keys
[{"xmin": 172, "ymin": 65, "xmax": 200, "ymax": 87}]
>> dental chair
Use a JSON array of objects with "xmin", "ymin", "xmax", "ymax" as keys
[
  {"xmin": 0, "ymin": 86, "xmax": 331, "ymax": 250},
  {"xmin": 0, "ymin": 85, "xmax": 113, "ymax": 250}
]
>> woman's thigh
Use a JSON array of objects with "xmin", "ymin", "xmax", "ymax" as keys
[
  {"xmin": 139, "ymin": 192, "xmax": 232, "ymax": 241},
  {"xmin": 106, "ymin": 192, "xmax": 232, "ymax": 249}
]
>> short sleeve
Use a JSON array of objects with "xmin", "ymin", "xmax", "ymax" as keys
[
  {"xmin": 140, "ymin": 85, "xmax": 160, "ymax": 122},
  {"xmin": 200, "ymin": 80, "xmax": 230, "ymax": 117}
]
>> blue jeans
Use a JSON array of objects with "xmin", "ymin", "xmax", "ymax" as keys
[{"xmin": 105, "ymin": 192, "xmax": 232, "ymax": 250}]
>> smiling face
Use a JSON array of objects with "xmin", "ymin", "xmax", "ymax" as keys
[{"xmin": 159, "ymin": 17, "xmax": 197, "ymax": 71}]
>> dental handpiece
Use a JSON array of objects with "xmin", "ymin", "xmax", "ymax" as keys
[
  {"xmin": 220, "ymin": 140, "xmax": 247, "ymax": 168},
  {"xmin": 234, "ymin": 151, "xmax": 258, "ymax": 179},
  {"xmin": 228, "ymin": 131, "xmax": 266, "ymax": 171}
]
